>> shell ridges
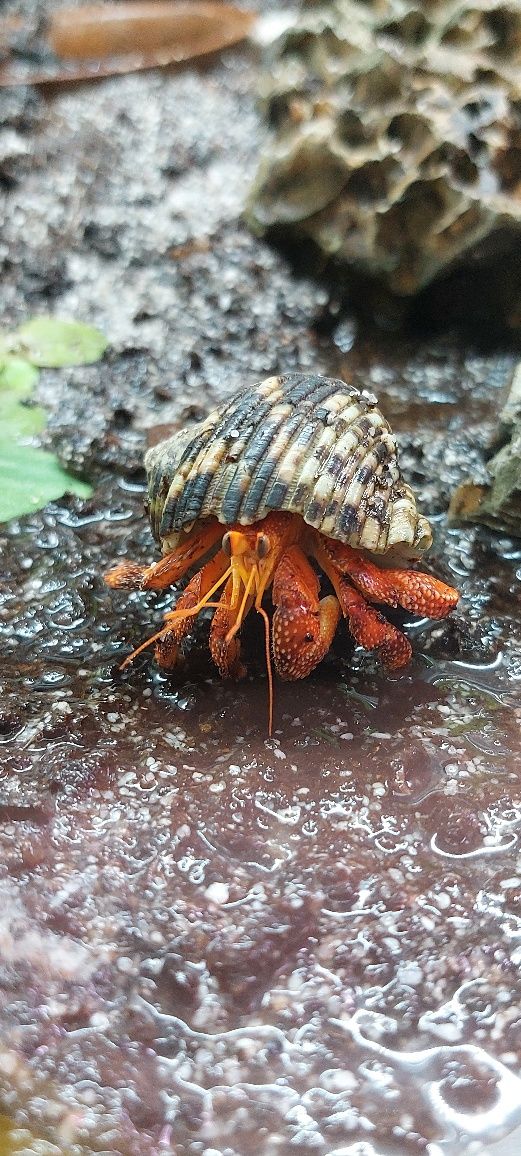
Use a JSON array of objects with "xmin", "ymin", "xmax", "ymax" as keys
[{"xmin": 145, "ymin": 373, "xmax": 432, "ymax": 558}]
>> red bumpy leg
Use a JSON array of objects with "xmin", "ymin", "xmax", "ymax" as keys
[
  {"xmin": 209, "ymin": 576, "xmax": 249, "ymax": 679},
  {"xmin": 271, "ymin": 545, "xmax": 341, "ymax": 680},
  {"xmin": 317, "ymin": 539, "xmax": 459, "ymax": 619},
  {"xmin": 154, "ymin": 550, "xmax": 229, "ymax": 670},
  {"xmin": 312, "ymin": 537, "xmax": 413, "ymax": 670},
  {"xmin": 104, "ymin": 519, "xmax": 224, "ymax": 591},
  {"xmin": 336, "ymin": 578, "xmax": 412, "ymax": 670}
]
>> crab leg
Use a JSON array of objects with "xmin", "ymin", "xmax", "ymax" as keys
[
  {"xmin": 104, "ymin": 518, "xmax": 224, "ymax": 591},
  {"xmin": 314, "ymin": 538, "xmax": 459, "ymax": 618},
  {"xmin": 333, "ymin": 577, "xmax": 412, "ymax": 669},
  {"xmin": 153, "ymin": 549, "xmax": 230, "ymax": 670},
  {"xmin": 209, "ymin": 576, "xmax": 251, "ymax": 680},
  {"xmin": 312, "ymin": 537, "xmax": 412, "ymax": 668},
  {"xmin": 272, "ymin": 545, "xmax": 341, "ymax": 680}
]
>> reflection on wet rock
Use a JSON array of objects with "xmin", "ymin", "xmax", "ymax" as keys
[
  {"xmin": 335, "ymin": 1008, "xmax": 521, "ymax": 1146},
  {"xmin": 2, "ymin": 3, "xmax": 521, "ymax": 1148},
  {"xmin": 1, "ymin": 482, "xmax": 520, "ymax": 1146}
]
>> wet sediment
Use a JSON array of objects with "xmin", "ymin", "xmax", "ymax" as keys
[{"xmin": 1, "ymin": 1, "xmax": 521, "ymax": 1153}]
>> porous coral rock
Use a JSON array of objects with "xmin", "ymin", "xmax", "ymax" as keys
[{"xmin": 248, "ymin": 1, "xmax": 521, "ymax": 306}]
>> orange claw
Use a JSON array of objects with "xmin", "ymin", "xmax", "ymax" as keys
[
  {"xmin": 104, "ymin": 560, "xmax": 150, "ymax": 589},
  {"xmin": 272, "ymin": 545, "xmax": 341, "ymax": 680},
  {"xmin": 103, "ymin": 518, "xmax": 224, "ymax": 593},
  {"xmin": 153, "ymin": 629, "xmax": 181, "ymax": 671}
]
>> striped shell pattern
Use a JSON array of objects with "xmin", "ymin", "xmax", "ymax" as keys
[{"xmin": 145, "ymin": 373, "xmax": 432, "ymax": 559}]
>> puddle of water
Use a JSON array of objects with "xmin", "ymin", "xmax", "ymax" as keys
[
  {"xmin": 1, "ymin": 7, "xmax": 521, "ymax": 1149},
  {"xmin": 0, "ymin": 478, "xmax": 520, "ymax": 1154}
]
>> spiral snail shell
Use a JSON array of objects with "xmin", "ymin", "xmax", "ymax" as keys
[{"xmin": 145, "ymin": 373, "xmax": 432, "ymax": 559}]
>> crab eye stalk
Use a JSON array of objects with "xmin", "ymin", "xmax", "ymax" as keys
[
  {"xmin": 256, "ymin": 532, "xmax": 270, "ymax": 560},
  {"xmin": 221, "ymin": 529, "xmax": 251, "ymax": 560}
]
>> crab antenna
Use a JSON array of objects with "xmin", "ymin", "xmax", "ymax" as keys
[
  {"xmin": 118, "ymin": 605, "xmax": 226, "ymax": 670},
  {"xmin": 160, "ymin": 563, "xmax": 234, "ymax": 625},
  {"xmin": 258, "ymin": 603, "xmax": 274, "ymax": 737},
  {"xmin": 117, "ymin": 559, "xmax": 235, "ymax": 671},
  {"xmin": 119, "ymin": 624, "xmax": 176, "ymax": 669},
  {"xmin": 225, "ymin": 565, "xmax": 256, "ymax": 645}
]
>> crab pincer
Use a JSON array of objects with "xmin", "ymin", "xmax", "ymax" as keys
[{"xmin": 271, "ymin": 546, "xmax": 341, "ymax": 680}]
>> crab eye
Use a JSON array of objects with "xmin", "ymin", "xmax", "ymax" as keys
[
  {"xmin": 256, "ymin": 533, "xmax": 270, "ymax": 560},
  {"xmin": 222, "ymin": 531, "xmax": 232, "ymax": 558}
]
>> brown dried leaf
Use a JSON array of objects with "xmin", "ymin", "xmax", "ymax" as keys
[
  {"xmin": 49, "ymin": 2, "xmax": 254, "ymax": 60},
  {"xmin": 0, "ymin": 2, "xmax": 255, "ymax": 88}
]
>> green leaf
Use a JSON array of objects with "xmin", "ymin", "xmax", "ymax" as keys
[
  {"xmin": 0, "ymin": 440, "xmax": 91, "ymax": 521},
  {"xmin": 0, "ymin": 350, "xmax": 93, "ymax": 522},
  {"xmin": 15, "ymin": 317, "xmax": 108, "ymax": 367},
  {"xmin": 0, "ymin": 356, "xmax": 39, "ymax": 393},
  {"xmin": 0, "ymin": 357, "xmax": 41, "ymax": 437}
]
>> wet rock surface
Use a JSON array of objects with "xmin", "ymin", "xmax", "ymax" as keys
[
  {"xmin": 248, "ymin": 0, "xmax": 521, "ymax": 329},
  {"xmin": 1, "ymin": 487, "xmax": 521, "ymax": 1156},
  {"xmin": 1, "ymin": 2, "xmax": 521, "ymax": 1154},
  {"xmin": 450, "ymin": 360, "xmax": 521, "ymax": 537}
]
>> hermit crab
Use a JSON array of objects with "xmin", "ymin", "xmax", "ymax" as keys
[{"xmin": 105, "ymin": 373, "xmax": 458, "ymax": 730}]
